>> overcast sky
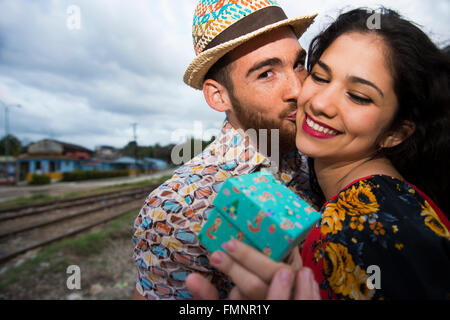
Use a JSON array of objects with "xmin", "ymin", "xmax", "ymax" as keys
[{"xmin": 0, "ymin": 0, "xmax": 448, "ymax": 151}]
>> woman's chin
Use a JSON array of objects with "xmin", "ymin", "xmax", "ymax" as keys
[
  {"xmin": 295, "ymin": 133, "xmax": 325, "ymax": 159},
  {"xmin": 296, "ymin": 137, "xmax": 312, "ymax": 157}
]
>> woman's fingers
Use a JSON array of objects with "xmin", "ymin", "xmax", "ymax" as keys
[
  {"xmin": 219, "ymin": 240, "xmax": 285, "ymax": 283},
  {"xmin": 266, "ymin": 268, "xmax": 295, "ymax": 300},
  {"xmin": 209, "ymin": 250, "xmax": 268, "ymax": 299},
  {"xmin": 285, "ymin": 247, "xmax": 303, "ymax": 271},
  {"xmin": 294, "ymin": 267, "xmax": 321, "ymax": 300},
  {"xmin": 185, "ymin": 273, "xmax": 220, "ymax": 300},
  {"xmin": 228, "ymin": 286, "xmax": 249, "ymax": 300}
]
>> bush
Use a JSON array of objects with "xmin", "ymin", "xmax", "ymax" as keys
[
  {"xmin": 30, "ymin": 174, "xmax": 51, "ymax": 185},
  {"xmin": 62, "ymin": 170, "xmax": 129, "ymax": 182}
]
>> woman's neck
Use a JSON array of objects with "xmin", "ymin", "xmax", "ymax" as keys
[{"xmin": 314, "ymin": 156, "xmax": 402, "ymax": 200}]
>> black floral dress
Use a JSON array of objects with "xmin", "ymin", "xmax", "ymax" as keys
[{"xmin": 301, "ymin": 175, "xmax": 450, "ymax": 300}]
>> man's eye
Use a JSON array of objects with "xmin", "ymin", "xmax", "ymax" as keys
[
  {"xmin": 294, "ymin": 60, "xmax": 305, "ymax": 70},
  {"xmin": 258, "ymin": 71, "xmax": 272, "ymax": 79},
  {"xmin": 311, "ymin": 73, "xmax": 328, "ymax": 83}
]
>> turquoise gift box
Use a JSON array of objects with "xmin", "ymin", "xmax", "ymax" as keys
[{"xmin": 198, "ymin": 171, "xmax": 321, "ymax": 262}]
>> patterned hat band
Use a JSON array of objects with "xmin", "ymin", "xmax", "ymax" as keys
[{"xmin": 204, "ymin": 6, "xmax": 288, "ymax": 52}]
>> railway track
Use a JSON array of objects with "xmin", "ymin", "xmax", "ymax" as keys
[{"xmin": 0, "ymin": 186, "xmax": 156, "ymax": 264}]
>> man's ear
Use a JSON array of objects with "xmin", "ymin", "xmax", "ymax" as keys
[
  {"xmin": 203, "ymin": 79, "xmax": 232, "ymax": 112},
  {"xmin": 380, "ymin": 120, "xmax": 416, "ymax": 149}
]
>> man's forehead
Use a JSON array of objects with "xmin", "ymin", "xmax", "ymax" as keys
[
  {"xmin": 228, "ymin": 26, "xmax": 301, "ymax": 61},
  {"xmin": 227, "ymin": 28, "xmax": 303, "ymax": 72}
]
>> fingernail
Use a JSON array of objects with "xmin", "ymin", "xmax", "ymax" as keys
[
  {"xmin": 278, "ymin": 268, "xmax": 293, "ymax": 284},
  {"xmin": 302, "ymin": 268, "xmax": 314, "ymax": 284},
  {"xmin": 210, "ymin": 251, "xmax": 223, "ymax": 265},
  {"xmin": 222, "ymin": 240, "xmax": 237, "ymax": 252}
]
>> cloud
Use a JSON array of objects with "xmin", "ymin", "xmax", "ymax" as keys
[{"xmin": 0, "ymin": 0, "xmax": 448, "ymax": 150}]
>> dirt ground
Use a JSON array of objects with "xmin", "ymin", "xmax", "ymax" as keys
[
  {"xmin": 0, "ymin": 213, "xmax": 140, "ymax": 300},
  {"xmin": 0, "ymin": 171, "xmax": 178, "ymax": 300}
]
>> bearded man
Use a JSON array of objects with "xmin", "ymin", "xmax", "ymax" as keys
[{"xmin": 132, "ymin": 0, "xmax": 317, "ymax": 300}]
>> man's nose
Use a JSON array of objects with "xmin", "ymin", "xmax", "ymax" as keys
[{"xmin": 283, "ymin": 70, "xmax": 302, "ymax": 102}]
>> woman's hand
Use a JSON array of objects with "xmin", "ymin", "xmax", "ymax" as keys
[{"xmin": 186, "ymin": 239, "xmax": 320, "ymax": 300}]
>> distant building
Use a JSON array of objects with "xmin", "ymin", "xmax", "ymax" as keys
[
  {"xmin": 13, "ymin": 139, "xmax": 169, "ymax": 183},
  {"xmin": 94, "ymin": 145, "xmax": 122, "ymax": 160},
  {"xmin": 17, "ymin": 139, "xmax": 93, "ymax": 182},
  {"xmin": 144, "ymin": 157, "xmax": 168, "ymax": 170},
  {"xmin": 0, "ymin": 156, "xmax": 16, "ymax": 185},
  {"xmin": 82, "ymin": 145, "xmax": 123, "ymax": 171}
]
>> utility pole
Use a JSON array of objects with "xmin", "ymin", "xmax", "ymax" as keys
[
  {"xmin": 1, "ymin": 102, "xmax": 21, "ymax": 185},
  {"xmin": 131, "ymin": 123, "xmax": 138, "ymax": 174},
  {"xmin": 1, "ymin": 102, "xmax": 21, "ymax": 157}
]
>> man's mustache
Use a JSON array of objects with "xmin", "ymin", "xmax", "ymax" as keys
[{"xmin": 280, "ymin": 102, "xmax": 298, "ymax": 119}]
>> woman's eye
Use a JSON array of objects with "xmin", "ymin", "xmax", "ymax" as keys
[
  {"xmin": 311, "ymin": 73, "xmax": 328, "ymax": 83},
  {"xmin": 348, "ymin": 93, "xmax": 373, "ymax": 105}
]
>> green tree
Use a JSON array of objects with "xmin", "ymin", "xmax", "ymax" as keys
[
  {"xmin": 0, "ymin": 134, "xmax": 22, "ymax": 156},
  {"xmin": 120, "ymin": 136, "xmax": 216, "ymax": 166}
]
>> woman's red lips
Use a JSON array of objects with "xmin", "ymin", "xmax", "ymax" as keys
[
  {"xmin": 306, "ymin": 114, "xmax": 338, "ymax": 131},
  {"xmin": 302, "ymin": 114, "xmax": 340, "ymax": 139}
]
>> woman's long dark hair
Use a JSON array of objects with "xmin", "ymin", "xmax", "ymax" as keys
[{"xmin": 306, "ymin": 8, "xmax": 450, "ymax": 216}]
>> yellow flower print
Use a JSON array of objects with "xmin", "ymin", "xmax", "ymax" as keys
[
  {"xmin": 321, "ymin": 202, "xmax": 346, "ymax": 235},
  {"xmin": 369, "ymin": 221, "xmax": 386, "ymax": 236},
  {"xmin": 350, "ymin": 216, "xmax": 365, "ymax": 231},
  {"xmin": 314, "ymin": 248, "xmax": 322, "ymax": 262},
  {"xmin": 321, "ymin": 181, "xmax": 379, "ymax": 236},
  {"xmin": 340, "ymin": 182, "xmax": 380, "ymax": 216},
  {"xmin": 421, "ymin": 201, "xmax": 450, "ymax": 239},
  {"xmin": 323, "ymin": 242, "xmax": 375, "ymax": 300},
  {"xmin": 392, "ymin": 225, "xmax": 398, "ymax": 234},
  {"xmin": 395, "ymin": 243, "xmax": 404, "ymax": 251}
]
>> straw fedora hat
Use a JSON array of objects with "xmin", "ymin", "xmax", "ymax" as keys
[{"xmin": 183, "ymin": 0, "xmax": 317, "ymax": 90}]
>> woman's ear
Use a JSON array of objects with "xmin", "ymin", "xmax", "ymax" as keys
[
  {"xmin": 203, "ymin": 79, "xmax": 233, "ymax": 113},
  {"xmin": 380, "ymin": 120, "xmax": 416, "ymax": 149}
]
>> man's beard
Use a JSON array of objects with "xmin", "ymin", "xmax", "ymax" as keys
[{"xmin": 229, "ymin": 93, "xmax": 297, "ymax": 159}]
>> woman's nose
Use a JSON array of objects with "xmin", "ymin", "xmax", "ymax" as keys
[{"xmin": 309, "ymin": 85, "xmax": 338, "ymax": 118}]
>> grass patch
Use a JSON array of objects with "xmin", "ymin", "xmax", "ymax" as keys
[
  {"xmin": 0, "ymin": 173, "xmax": 172, "ymax": 210},
  {"xmin": 0, "ymin": 193, "xmax": 55, "ymax": 208},
  {"xmin": 95, "ymin": 175, "xmax": 171, "ymax": 192},
  {"xmin": 0, "ymin": 210, "xmax": 138, "ymax": 292}
]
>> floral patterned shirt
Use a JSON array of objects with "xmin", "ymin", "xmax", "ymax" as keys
[
  {"xmin": 132, "ymin": 120, "xmax": 317, "ymax": 299},
  {"xmin": 302, "ymin": 175, "xmax": 450, "ymax": 300}
]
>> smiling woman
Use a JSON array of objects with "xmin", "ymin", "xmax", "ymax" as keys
[
  {"xmin": 295, "ymin": 7, "xmax": 450, "ymax": 300},
  {"xmin": 185, "ymin": 7, "xmax": 450, "ymax": 301}
]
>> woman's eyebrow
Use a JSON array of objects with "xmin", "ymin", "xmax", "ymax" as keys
[
  {"xmin": 348, "ymin": 76, "xmax": 384, "ymax": 98},
  {"xmin": 317, "ymin": 60, "xmax": 384, "ymax": 98},
  {"xmin": 317, "ymin": 60, "xmax": 331, "ymax": 73}
]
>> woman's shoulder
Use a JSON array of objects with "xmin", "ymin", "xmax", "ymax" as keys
[
  {"xmin": 309, "ymin": 175, "xmax": 450, "ymax": 299},
  {"xmin": 322, "ymin": 174, "xmax": 450, "ymax": 239}
]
